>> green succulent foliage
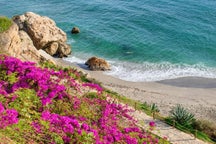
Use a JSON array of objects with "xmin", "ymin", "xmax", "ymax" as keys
[
  {"xmin": 51, "ymin": 133, "xmax": 64, "ymax": 143},
  {"xmin": 72, "ymin": 131, "xmax": 94, "ymax": 144},
  {"xmin": 51, "ymin": 99, "xmax": 73, "ymax": 115},
  {"xmin": 0, "ymin": 118, "xmax": 57, "ymax": 144},
  {"xmin": 40, "ymin": 60, "xmax": 60, "ymax": 71},
  {"xmin": 0, "ymin": 16, "xmax": 12, "ymax": 33},
  {"xmin": 170, "ymin": 104, "xmax": 195, "ymax": 126},
  {"xmin": 84, "ymin": 92, "xmax": 99, "ymax": 99},
  {"xmin": 9, "ymin": 89, "xmax": 41, "ymax": 120},
  {"xmin": 0, "ymin": 71, "xmax": 18, "ymax": 84},
  {"xmin": 0, "ymin": 119, "xmax": 34, "ymax": 143},
  {"xmin": 84, "ymin": 92, "xmax": 106, "ymax": 100}
]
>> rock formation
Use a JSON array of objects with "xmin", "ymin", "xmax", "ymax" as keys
[
  {"xmin": 42, "ymin": 41, "xmax": 59, "ymax": 56},
  {"xmin": 0, "ymin": 12, "xmax": 73, "ymax": 64},
  {"xmin": 85, "ymin": 57, "xmax": 111, "ymax": 71},
  {"xmin": 12, "ymin": 12, "xmax": 71, "ymax": 57},
  {"xmin": 0, "ymin": 22, "xmax": 21, "ymax": 56},
  {"xmin": 0, "ymin": 22, "xmax": 47, "ymax": 64},
  {"xmin": 18, "ymin": 30, "xmax": 46, "ymax": 63},
  {"xmin": 71, "ymin": 27, "xmax": 80, "ymax": 34}
]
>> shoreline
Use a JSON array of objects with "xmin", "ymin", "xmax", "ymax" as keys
[{"xmin": 57, "ymin": 59, "xmax": 216, "ymax": 123}]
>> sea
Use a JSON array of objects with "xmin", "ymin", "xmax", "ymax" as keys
[{"xmin": 1, "ymin": 0, "xmax": 216, "ymax": 82}]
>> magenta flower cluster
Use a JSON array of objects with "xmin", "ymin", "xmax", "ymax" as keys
[
  {"xmin": 0, "ymin": 102, "xmax": 18, "ymax": 128},
  {"xmin": 82, "ymin": 83, "xmax": 103, "ymax": 93},
  {"xmin": 0, "ymin": 55, "xmax": 160, "ymax": 144},
  {"xmin": 0, "ymin": 55, "xmax": 71, "ymax": 106}
]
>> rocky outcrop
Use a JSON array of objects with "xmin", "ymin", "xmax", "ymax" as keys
[
  {"xmin": 0, "ymin": 23, "xmax": 21, "ymax": 56},
  {"xmin": 0, "ymin": 11, "xmax": 74, "ymax": 65},
  {"xmin": 0, "ymin": 12, "xmax": 74, "ymax": 65},
  {"xmin": 12, "ymin": 12, "xmax": 71, "ymax": 57},
  {"xmin": 0, "ymin": 22, "xmax": 51, "ymax": 64},
  {"xmin": 71, "ymin": 27, "xmax": 80, "ymax": 34},
  {"xmin": 42, "ymin": 41, "xmax": 59, "ymax": 56},
  {"xmin": 85, "ymin": 57, "xmax": 111, "ymax": 71},
  {"xmin": 18, "ymin": 30, "xmax": 46, "ymax": 63}
]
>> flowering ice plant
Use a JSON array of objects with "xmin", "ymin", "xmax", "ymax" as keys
[{"xmin": 0, "ymin": 55, "xmax": 167, "ymax": 144}]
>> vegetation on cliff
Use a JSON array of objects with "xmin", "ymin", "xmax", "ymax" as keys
[
  {"xmin": 0, "ymin": 55, "xmax": 169, "ymax": 144},
  {"xmin": 0, "ymin": 17, "xmax": 12, "ymax": 33}
]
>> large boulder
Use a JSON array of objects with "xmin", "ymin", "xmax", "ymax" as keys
[
  {"xmin": 18, "ymin": 30, "xmax": 45, "ymax": 63},
  {"xmin": 85, "ymin": 57, "xmax": 111, "ymax": 71},
  {"xmin": 42, "ymin": 41, "xmax": 59, "ymax": 56},
  {"xmin": 42, "ymin": 41, "xmax": 71, "ymax": 58},
  {"xmin": 56, "ymin": 42, "xmax": 71, "ymax": 58},
  {"xmin": 0, "ymin": 21, "xmax": 56, "ymax": 64},
  {"xmin": 0, "ymin": 22, "xmax": 21, "ymax": 56},
  {"xmin": 12, "ymin": 12, "xmax": 71, "ymax": 57}
]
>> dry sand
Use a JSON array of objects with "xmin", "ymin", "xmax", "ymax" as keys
[{"xmin": 57, "ymin": 59, "xmax": 216, "ymax": 123}]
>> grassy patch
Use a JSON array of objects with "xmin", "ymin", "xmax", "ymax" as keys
[
  {"xmin": 0, "ymin": 16, "xmax": 12, "ymax": 33},
  {"xmin": 193, "ymin": 120, "xmax": 216, "ymax": 143},
  {"xmin": 165, "ymin": 118, "xmax": 215, "ymax": 143}
]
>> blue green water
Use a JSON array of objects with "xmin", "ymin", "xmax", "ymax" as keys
[{"xmin": 1, "ymin": 0, "xmax": 216, "ymax": 81}]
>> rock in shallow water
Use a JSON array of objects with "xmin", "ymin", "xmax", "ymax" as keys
[
  {"xmin": 85, "ymin": 57, "xmax": 111, "ymax": 71},
  {"xmin": 71, "ymin": 27, "xmax": 80, "ymax": 34}
]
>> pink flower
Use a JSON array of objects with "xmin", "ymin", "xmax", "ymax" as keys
[
  {"xmin": 0, "ymin": 55, "xmax": 161, "ymax": 143},
  {"xmin": 149, "ymin": 121, "xmax": 156, "ymax": 127},
  {"xmin": 0, "ymin": 103, "xmax": 19, "ymax": 128},
  {"xmin": 63, "ymin": 136, "xmax": 71, "ymax": 143},
  {"xmin": 31, "ymin": 121, "xmax": 41, "ymax": 133},
  {"xmin": 0, "ymin": 103, "xmax": 4, "ymax": 113},
  {"xmin": 82, "ymin": 83, "xmax": 103, "ymax": 92},
  {"xmin": 81, "ymin": 123, "xmax": 89, "ymax": 131}
]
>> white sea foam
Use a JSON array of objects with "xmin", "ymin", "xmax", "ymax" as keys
[
  {"xmin": 67, "ymin": 39, "xmax": 76, "ymax": 44},
  {"xmin": 63, "ymin": 56, "xmax": 85, "ymax": 64},
  {"xmin": 105, "ymin": 61, "xmax": 216, "ymax": 82},
  {"xmin": 64, "ymin": 56, "xmax": 216, "ymax": 82}
]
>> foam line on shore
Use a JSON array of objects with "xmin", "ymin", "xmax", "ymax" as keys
[{"xmin": 64, "ymin": 56, "xmax": 216, "ymax": 82}]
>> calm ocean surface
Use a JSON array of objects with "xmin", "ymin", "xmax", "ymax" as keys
[{"xmin": 1, "ymin": 0, "xmax": 216, "ymax": 81}]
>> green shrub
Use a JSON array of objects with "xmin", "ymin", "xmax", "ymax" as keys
[
  {"xmin": 169, "ymin": 104, "xmax": 195, "ymax": 126},
  {"xmin": 0, "ymin": 16, "xmax": 12, "ymax": 33},
  {"xmin": 140, "ymin": 102, "xmax": 150, "ymax": 111},
  {"xmin": 150, "ymin": 103, "xmax": 160, "ymax": 113},
  {"xmin": 139, "ymin": 102, "xmax": 153, "ymax": 115}
]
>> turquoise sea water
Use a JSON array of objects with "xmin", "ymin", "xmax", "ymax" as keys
[{"xmin": 1, "ymin": 0, "xmax": 216, "ymax": 81}]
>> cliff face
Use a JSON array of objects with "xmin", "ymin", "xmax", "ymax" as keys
[{"xmin": 0, "ymin": 12, "xmax": 72, "ymax": 64}]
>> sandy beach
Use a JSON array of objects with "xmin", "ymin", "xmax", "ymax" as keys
[{"xmin": 58, "ymin": 59, "xmax": 216, "ymax": 123}]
